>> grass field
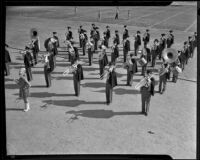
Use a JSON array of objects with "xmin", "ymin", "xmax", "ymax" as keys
[{"xmin": 5, "ymin": 5, "xmax": 197, "ymax": 159}]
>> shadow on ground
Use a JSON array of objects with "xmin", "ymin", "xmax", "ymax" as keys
[
  {"xmin": 94, "ymin": 87, "xmax": 141, "ymax": 95},
  {"xmin": 43, "ymin": 99, "xmax": 106, "ymax": 107},
  {"xmin": 66, "ymin": 109, "xmax": 143, "ymax": 119},
  {"xmin": 82, "ymin": 82, "xmax": 105, "ymax": 88},
  {"xmin": 5, "ymin": 83, "xmax": 19, "ymax": 89},
  {"xmin": 13, "ymin": 92, "xmax": 74, "ymax": 98}
]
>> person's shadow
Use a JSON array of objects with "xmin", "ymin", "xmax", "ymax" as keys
[
  {"xmin": 66, "ymin": 109, "xmax": 143, "ymax": 119},
  {"xmin": 42, "ymin": 99, "xmax": 106, "ymax": 107}
]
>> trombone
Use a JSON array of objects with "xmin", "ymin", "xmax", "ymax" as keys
[
  {"xmin": 62, "ymin": 60, "xmax": 86, "ymax": 76},
  {"xmin": 135, "ymin": 73, "xmax": 154, "ymax": 90}
]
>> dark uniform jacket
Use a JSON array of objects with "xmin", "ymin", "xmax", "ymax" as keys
[
  {"xmin": 159, "ymin": 37, "xmax": 166, "ymax": 50},
  {"xmin": 167, "ymin": 34, "xmax": 174, "ymax": 47},
  {"xmin": 135, "ymin": 35, "xmax": 141, "ymax": 46},
  {"xmin": 106, "ymin": 29, "xmax": 111, "ymax": 40},
  {"xmin": 74, "ymin": 64, "xmax": 84, "ymax": 81},
  {"xmin": 113, "ymin": 34, "xmax": 120, "ymax": 45},
  {"xmin": 32, "ymin": 39, "xmax": 39, "ymax": 53},
  {"xmin": 123, "ymin": 29, "xmax": 129, "ymax": 40},
  {"xmin": 5, "ymin": 49, "xmax": 11, "ymax": 63},
  {"xmin": 48, "ymin": 53, "xmax": 55, "ymax": 72},
  {"xmin": 107, "ymin": 70, "xmax": 117, "ymax": 88},
  {"xmin": 24, "ymin": 51, "xmax": 33, "ymax": 68},
  {"xmin": 128, "ymin": 58, "xmax": 138, "ymax": 73},
  {"xmin": 123, "ymin": 40, "xmax": 130, "ymax": 52},
  {"xmin": 151, "ymin": 44, "xmax": 159, "ymax": 58},
  {"xmin": 66, "ymin": 31, "xmax": 73, "ymax": 40},
  {"xmin": 143, "ymin": 33, "xmax": 150, "ymax": 44},
  {"xmin": 53, "ymin": 36, "xmax": 60, "ymax": 47},
  {"xmin": 82, "ymin": 33, "xmax": 88, "ymax": 46}
]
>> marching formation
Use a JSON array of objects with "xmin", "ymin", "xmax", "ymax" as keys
[{"xmin": 5, "ymin": 24, "xmax": 197, "ymax": 115}]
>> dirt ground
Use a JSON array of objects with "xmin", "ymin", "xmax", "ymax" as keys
[{"xmin": 5, "ymin": 5, "xmax": 197, "ymax": 159}]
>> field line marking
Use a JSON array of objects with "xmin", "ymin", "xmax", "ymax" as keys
[
  {"xmin": 148, "ymin": 11, "xmax": 185, "ymax": 28},
  {"xmin": 126, "ymin": 10, "xmax": 165, "ymax": 22},
  {"xmin": 149, "ymin": 7, "xmax": 195, "ymax": 28},
  {"xmin": 184, "ymin": 19, "xmax": 197, "ymax": 32}
]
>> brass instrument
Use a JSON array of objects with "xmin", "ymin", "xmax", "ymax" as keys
[
  {"xmin": 30, "ymin": 28, "xmax": 38, "ymax": 39},
  {"xmin": 100, "ymin": 65, "xmax": 115, "ymax": 81},
  {"xmin": 135, "ymin": 74, "xmax": 154, "ymax": 90},
  {"xmin": 62, "ymin": 61, "xmax": 85, "ymax": 76},
  {"xmin": 162, "ymin": 48, "xmax": 178, "ymax": 64}
]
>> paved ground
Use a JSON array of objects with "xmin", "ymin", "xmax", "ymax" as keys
[{"xmin": 5, "ymin": 5, "xmax": 197, "ymax": 159}]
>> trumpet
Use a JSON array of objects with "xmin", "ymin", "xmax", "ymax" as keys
[
  {"xmin": 135, "ymin": 74, "xmax": 154, "ymax": 90},
  {"xmin": 62, "ymin": 61, "xmax": 85, "ymax": 76}
]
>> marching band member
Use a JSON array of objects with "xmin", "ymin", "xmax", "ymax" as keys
[
  {"xmin": 72, "ymin": 60, "xmax": 84, "ymax": 97},
  {"xmin": 191, "ymin": 33, "xmax": 197, "ymax": 57},
  {"xmin": 125, "ymin": 53, "xmax": 137, "ymax": 86},
  {"xmin": 140, "ymin": 49, "xmax": 148, "ymax": 76},
  {"xmin": 44, "ymin": 52, "xmax": 54, "ymax": 87},
  {"xmin": 78, "ymin": 25, "xmax": 84, "ymax": 47},
  {"xmin": 158, "ymin": 62, "xmax": 169, "ymax": 94},
  {"xmin": 142, "ymin": 29, "xmax": 150, "ymax": 48},
  {"xmin": 183, "ymin": 41, "xmax": 189, "ymax": 65},
  {"xmin": 123, "ymin": 36, "xmax": 130, "ymax": 63},
  {"xmin": 151, "ymin": 39, "xmax": 160, "ymax": 67},
  {"xmin": 81, "ymin": 30, "xmax": 88, "ymax": 56},
  {"xmin": 192, "ymin": 32, "xmax": 197, "ymax": 49},
  {"xmin": 5, "ymin": 44, "xmax": 11, "ymax": 76},
  {"xmin": 30, "ymin": 31, "xmax": 40, "ymax": 65},
  {"xmin": 105, "ymin": 26, "xmax": 110, "ymax": 48},
  {"xmin": 159, "ymin": 33, "xmax": 166, "ymax": 60},
  {"xmin": 166, "ymin": 30, "xmax": 174, "ymax": 48},
  {"xmin": 145, "ymin": 44, "xmax": 151, "ymax": 64},
  {"xmin": 50, "ymin": 37, "xmax": 58, "ymax": 69},
  {"xmin": 134, "ymin": 30, "xmax": 141, "ymax": 56},
  {"xmin": 178, "ymin": 50, "xmax": 185, "ymax": 71},
  {"xmin": 111, "ymin": 42, "xmax": 119, "ymax": 64},
  {"xmin": 171, "ymin": 58, "xmax": 181, "ymax": 83},
  {"xmin": 104, "ymin": 62, "xmax": 117, "ymax": 105},
  {"xmin": 44, "ymin": 36, "xmax": 57, "ymax": 70},
  {"xmin": 101, "ymin": 32, "xmax": 107, "ymax": 47},
  {"xmin": 53, "ymin": 32, "xmax": 60, "ymax": 47},
  {"xmin": 92, "ymin": 26, "xmax": 100, "ymax": 51},
  {"xmin": 65, "ymin": 26, "xmax": 73, "ymax": 41},
  {"xmin": 70, "ymin": 41, "xmax": 80, "ymax": 65},
  {"xmin": 113, "ymin": 30, "xmax": 120, "ymax": 46},
  {"xmin": 14, "ymin": 68, "xmax": 31, "ymax": 112},
  {"xmin": 122, "ymin": 25, "xmax": 129, "ymax": 41},
  {"xmin": 86, "ymin": 38, "xmax": 95, "ymax": 66},
  {"xmin": 22, "ymin": 46, "xmax": 34, "ymax": 81},
  {"xmin": 90, "ymin": 23, "xmax": 96, "ymax": 38},
  {"xmin": 187, "ymin": 36, "xmax": 193, "ymax": 58},
  {"xmin": 140, "ymin": 70, "xmax": 155, "ymax": 116},
  {"xmin": 98, "ymin": 45, "xmax": 108, "ymax": 76}
]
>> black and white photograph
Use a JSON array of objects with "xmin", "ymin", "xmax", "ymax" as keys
[{"xmin": 4, "ymin": 1, "xmax": 197, "ymax": 159}]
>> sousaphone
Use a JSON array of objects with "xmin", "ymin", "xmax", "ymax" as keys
[
  {"xmin": 162, "ymin": 48, "xmax": 178, "ymax": 64},
  {"xmin": 30, "ymin": 28, "xmax": 38, "ymax": 39}
]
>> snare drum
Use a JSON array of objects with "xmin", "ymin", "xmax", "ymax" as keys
[{"xmin": 138, "ymin": 57, "xmax": 147, "ymax": 66}]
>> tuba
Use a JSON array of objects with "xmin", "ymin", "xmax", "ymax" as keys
[{"xmin": 162, "ymin": 48, "xmax": 178, "ymax": 64}]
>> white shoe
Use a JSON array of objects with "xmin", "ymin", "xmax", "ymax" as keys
[{"xmin": 24, "ymin": 103, "xmax": 30, "ymax": 112}]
